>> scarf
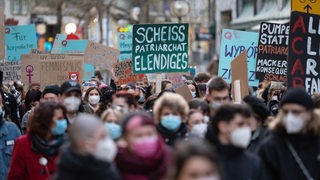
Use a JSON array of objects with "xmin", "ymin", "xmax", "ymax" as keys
[{"xmin": 30, "ymin": 133, "xmax": 64, "ymax": 156}]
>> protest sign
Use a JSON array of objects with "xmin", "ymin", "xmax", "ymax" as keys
[
  {"xmin": 21, "ymin": 54, "xmax": 84, "ymax": 88},
  {"xmin": 51, "ymin": 34, "xmax": 67, "ymax": 54},
  {"xmin": 175, "ymin": 84, "xmax": 193, "ymax": 102},
  {"xmin": 60, "ymin": 40, "xmax": 87, "ymax": 54},
  {"xmin": 0, "ymin": 60, "xmax": 21, "ymax": 81},
  {"xmin": 5, "ymin": 24, "xmax": 37, "ymax": 61},
  {"xmin": 166, "ymin": 72, "xmax": 190, "ymax": 89},
  {"xmin": 256, "ymin": 22, "xmax": 289, "ymax": 82},
  {"xmin": 0, "ymin": 8, "xmax": 4, "ymax": 60},
  {"xmin": 113, "ymin": 59, "xmax": 145, "ymax": 86},
  {"xmin": 118, "ymin": 32, "xmax": 133, "ymax": 61},
  {"xmin": 292, "ymin": 0, "xmax": 320, "ymax": 15},
  {"xmin": 30, "ymin": 49, "xmax": 49, "ymax": 54},
  {"xmin": 85, "ymin": 41, "xmax": 120, "ymax": 70},
  {"xmin": 287, "ymin": 11, "xmax": 320, "ymax": 94},
  {"xmin": 218, "ymin": 29, "xmax": 259, "ymax": 87},
  {"xmin": 231, "ymin": 51, "xmax": 249, "ymax": 102},
  {"xmin": 132, "ymin": 24, "xmax": 189, "ymax": 74}
]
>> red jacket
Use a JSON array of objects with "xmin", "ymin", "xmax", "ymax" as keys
[{"xmin": 7, "ymin": 133, "xmax": 59, "ymax": 180}]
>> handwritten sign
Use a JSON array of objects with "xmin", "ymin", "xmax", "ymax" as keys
[
  {"xmin": 166, "ymin": 72, "xmax": 190, "ymax": 89},
  {"xmin": 51, "ymin": 34, "xmax": 67, "ymax": 54},
  {"xmin": 231, "ymin": 51, "xmax": 249, "ymax": 102},
  {"xmin": 0, "ymin": 7, "xmax": 4, "ymax": 60},
  {"xmin": 287, "ymin": 11, "xmax": 320, "ymax": 94},
  {"xmin": 256, "ymin": 22, "xmax": 289, "ymax": 82},
  {"xmin": 0, "ymin": 60, "xmax": 21, "ymax": 81},
  {"xmin": 218, "ymin": 29, "xmax": 259, "ymax": 87},
  {"xmin": 113, "ymin": 59, "xmax": 145, "ymax": 86},
  {"xmin": 118, "ymin": 32, "xmax": 132, "ymax": 61},
  {"xmin": 60, "ymin": 40, "xmax": 87, "ymax": 54},
  {"xmin": 5, "ymin": 24, "xmax": 38, "ymax": 61},
  {"xmin": 132, "ymin": 24, "xmax": 189, "ymax": 74},
  {"xmin": 292, "ymin": 0, "xmax": 320, "ymax": 15}
]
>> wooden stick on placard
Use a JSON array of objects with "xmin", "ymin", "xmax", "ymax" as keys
[
  {"xmin": 231, "ymin": 51, "xmax": 249, "ymax": 102},
  {"xmin": 156, "ymin": 73, "xmax": 162, "ymax": 94}
]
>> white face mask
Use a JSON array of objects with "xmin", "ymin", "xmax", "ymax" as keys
[
  {"xmin": 191, "ymin": 91, "xmax": 196, "ymax": 98},
  {"xmin": 204, "ymin": 115, "xmax": 210, "ymax": 123},
  {"xmin": 64, "ymin": 96, "xmax": 81, "ymax": 112},
  {"xmin": 89, "ymin": 95, "xmax": 100, "ymax": 105},
  {"xmin": 230, "ymin": 126, "xmax": 251, "ymax": 148},
  {"xmin": 194, "ymin": 175, "xmax": 221, "ymax": 180},
  {"xmin": 92, "ymin": 137, "xmax": 117, "ymax": 162},
  {"xmin": 284, "ymin": 113, "xmax": 305, "ymax": 134},
  {"xmin": 210, "ymin": 101, "xmax": 221, "ymax": 110},
  {"xmin": 191, "ymin": 123, "xmax": 208, "ymax": 138}
]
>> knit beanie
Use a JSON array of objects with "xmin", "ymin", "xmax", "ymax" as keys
[{"xmin": 279, "ymin": 88, "xmax": 314, "ymax": 110}]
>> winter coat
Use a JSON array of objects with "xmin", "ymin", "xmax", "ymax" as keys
[
  {"xmin": 247, "ymin": 126, "xmax": 270, "ymax": 153},
  {"xmin": 157, "ymin": 123, "xmax": 188, "ymax": 147},
  {"xmin": 54, "ymin": 146, "xmax": 120, "ymax": 180},
  {"xmin": 7, "ymin": 133, "xmax": 59, "ymax": 180},
  {"xmin": 258, "ymin": 130, "xmax": 320, "ymax": 180}
]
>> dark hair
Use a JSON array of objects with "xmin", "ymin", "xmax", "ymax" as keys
[
  {"xmin": 184, "ymin": 80, "xmax": 200, "ymax": 98},
  {"xmin": 29, "ymin": 101, "xmax": 67, "ymax": 138},
  {"xmin": 172, "ymin": 138, "xmax": 222, "ymax": 179},
  {"xmin": 94, "ymin": 70, "xmax": 103, "ymax": 81},
  {"xmin": 25, "ymin": 89, "xmax": 42, "ymax": 110},
  {"xmin": 84, "ymin": 87, "xmax": 102, "ymax": 102},
  {"xmin": 212, "ymin": 104, "xmax": 252, "ymax": 134},
  {"xmin": 188, "ymin": 98, "xmax": 210, "ymax": 115},
  {"xmin": 197, "ymin": 83, "xmax": 207, "ymax": 97},
  {"xmin": 113, "ymin": 91, "xmax": 138, "ymax": 108},
  {"xmin": 161, "ymin": 80, "xmax": 173, "ymax": 91},
  {"xmin": 207, "ymin": 77, "xmax": 229, "ymax": 94},
  {"xmin": 95, "ymin": 86, "xmax": 115, "ymax": 117},
  {"xmin": 194, "ymin": 72, "xmax": 211, "ymax": 83},
  {"xmin": 312, "ymin": 93, "xmax": 320, "ymax": 109}
]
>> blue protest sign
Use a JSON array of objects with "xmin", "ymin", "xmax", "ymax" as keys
[
  {"xmin": 84, "ymin": 63, "xmax": 94, "ymax": 81},
  {"xmin": 60, "ymin": 40, "xmax": 88, "ymax": 54},
  {"xmin": 5, "ymin": 24, "xmax": 37, "ymax": 61},
  {"xmin": 51, "ymin": 34, "xmax": 67, "ymax": 54},
  {"xmin": 218, "ymin": 29, "xmax": 259, "ymax": 87},
  {"xmin": 118, "ymin": 32, "xmax": 132, "ymax": 61}
]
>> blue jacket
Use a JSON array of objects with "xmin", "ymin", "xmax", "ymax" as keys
[{"xmin": 0, "ymin": 121, "xmax": 21, "ymax": 180}]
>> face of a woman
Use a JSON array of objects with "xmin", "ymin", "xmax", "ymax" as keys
[
  {"xmin": 89, "ymin": 89, "xmax": 99, "ymax": 97},
  {"xmin": 187, "ymin": 112, "xmax": 205, "ymax": 131},
  {"xmin": 160, "ymin": 106, "xmax": 181, "ymax": 119},
  {"xmin": 103, "ymin": 112, "xmax": 120, "ymax": 124},
  {"xmin": 178, "ymin": 156, "xmax": 220, "ymax": 180},
  {"xmin": 51, "ymin": 109, "xmax": 64, "ymax": 129},
  {"xmin": 126, "ymin": 125, "xmax": 157, "ymax": 147}
]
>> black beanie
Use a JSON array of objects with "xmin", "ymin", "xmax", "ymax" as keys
[
  {"xmin": 42, "ymin": 85, "xmax": 60, "ymax": 97},
  {"xmin": 243, "ymin": 96, "xmax": 270, "ymax": 121},
  {"xmin": 279, "ymin": 88, "xmax": 313, "ymax": 110}
]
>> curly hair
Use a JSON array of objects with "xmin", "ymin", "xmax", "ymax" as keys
[{"xmin": 28, "ymin": 101, "xmax": 67, "ymax": 138}]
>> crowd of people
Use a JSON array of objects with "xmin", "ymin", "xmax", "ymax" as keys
[{"xmin": 1, "ymin": 70, "xmax": 320, "ymax": 180}]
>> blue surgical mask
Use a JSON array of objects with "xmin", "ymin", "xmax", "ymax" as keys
[
  {"xmin": 191, "ymin": 91, "xmax": 196, "ymax": 98},
  {"xmin": 161, "ymin": 115, "xmax": 182, "ymax": 131},
  {"xmin": 104, "ymin": 122, "xmax": 122, "ymax": 140},
  {"xmin": 51, "ymin": 119, "xmax": 68, "ymax": 136}
]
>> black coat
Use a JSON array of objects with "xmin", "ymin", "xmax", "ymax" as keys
[
  {"xmin": 54, "ymin": 146, "xmax": 120, "ymax": 180},
  {"xmin": 247, "ymin": 126, "xmax": 270, "ymax": 153},
  {"xmin": 258, "ymin": 130, "xmax": 320, "ymax": 180},
  {"xmin": 157, "ymin": 123, "xmax": 188, "ymax": 147},
  {"xmin": 205, "ymin": 125, "xmax": 266, "ymax": 180}
]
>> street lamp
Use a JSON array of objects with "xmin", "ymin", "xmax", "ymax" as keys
[{"xmin": 170, "ymin": 0, "xmax": 190, "ymax": 23}]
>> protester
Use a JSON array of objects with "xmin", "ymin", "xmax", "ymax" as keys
[
  {"xmin": 95, "ymin": 86, "xmax": 115, "ymax": 117},
  {"xmin": 258, "ymin": 88, "xmax": 320, "ymax": 180},
  {"xmin": 206, "ymin": 77, "xmax": 230, "ymax": 109},
  {"xmin": 0, "ymin": 84, "xmax": 20, "ymax": 130},
  {"xmin": 187, "ymin": 110, "xmax": 207, "ymax": 138},
  {"xmin": 194, "ymin": 72, "xmax": 211, "ymax": 84},
  {"xmin": 54, "ymin": 113, "xmax": 120, "ymax": 180},
  {"xmin": 60, "ymin": 80, "xmax": 83, "ymax": 123},
  {"xmin": 8, "ymin": 101, "xmax": 67, "ymax": 180},
  {"xmin": 94, "ymin": 70, "xmax": 104, "ymax": 84},
  {"xmin": 171, "ymin": 138, "xmax": 222, "ymax": 180},
  {"xmin": 161, "ymin": 80, "xmax": 173, "ymax": 91},
  {"xmin": 0, "ymin": 95, "xmax": 21, "ymax": 180},
  {"xmin": 153, "ymin": 92, "xmax": 189, "ymax": 146},
  {"xmin": 21, "ymin": 89, "xmax": 42, "ymax": 133},
  {"xmin": 82, "ymin": 87, "xmax": 102, "ymax": 114},
  {"xmin": 115, "ymin": 112, "xmax": 172, "ymax": 180},
  {"xmin": 205, "ymin": 104, "xmax": 266, "ymax": 180},
  {"xmin": 42, "ymin": 85, "xmax": 60, "ymax": 103},
  {"xmin": 188, "ymin": 98, "xmax": 210, "ymax": 123},
  {"xmin": 243, "ymin": 96, "xmax": 270, "ymax": 153},
  {"xmin": 101, "ymin": 109, "xmax": 123, "ymax": 141},
  {"xmin": 112, "ymin": 91, "xmax": 138, "ymax": 113},
  {"xmin": 185, "ymin": 80, "xmax": 200, "ymax": 98}
]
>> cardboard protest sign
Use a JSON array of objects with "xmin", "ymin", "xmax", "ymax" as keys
[
  {"xmin": 118, "ymin": 32, "xmax": 132, "ymax": 61},
  {"xmin": 85, "ymin": 41, "xmax": 120, "ymax": 70},
  {"xmin": 0, "ymin": 7, "xmax": 4, "ymax": 60},
  {"xmin": 218, "ymin": 29, "xmax": 259, "ymax": 87},
  {"xmin": 21, "ymin": 54, "xmax": 84, "ymax": 88},
  {"xmin": 231, "ymin": 51, "xmax": 249, "ymax": 102},
  {"xmin": 166, "ymin": 72, "xmax": 190, "ymax": 89},
  {"xmin": 132, "ymin": 24, "xmax": 189, "ymax": 74},
  {"xmin": 287, "ymin": 11, "xmax": 320, "ymax": 94},
  {"xmin": 113, "ymin": 59, "xmax": 145, "ymax": 86},
  {"xmin": 51, "ymin": 34, "xmax": 67, "ymax": 54},
  {"xmin": 0, "ymin": 60, "xmax": 21, "ymax": 81},
  {"xmin": 30, "ymin": 49, "xmax": 49, "ymax": 54},
  {"xmin": 175, "ymin": 84, "xmax": 193, "ymax": 102},
  {"xmin": 292, "ymin": 0, "xmax": 320, "ymax": 15},
  {"xmin": 256, "ymin": 22, "xmax": 289, "ymax": 82},
  {"xmin": 5, "ymin": 24, "xmax": 37, "ymax": 61}
]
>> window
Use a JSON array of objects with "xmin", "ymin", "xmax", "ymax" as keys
[{"xmin": 10, "ymin": 0, "xmax": 29, "ymax": 15}]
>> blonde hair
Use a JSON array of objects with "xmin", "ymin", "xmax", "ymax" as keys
[
  {"xmin": 153, "ymin": 92, "xmax": 189, "ymax": 124},
  {"xmin": 101, "ymin": 108, "xmax": 123, "ymax": 123},
  {"xmin": 269, "ymin": 109, "xmax": 320, "ymax": 135}
]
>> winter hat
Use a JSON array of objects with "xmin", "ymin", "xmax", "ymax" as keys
[
  {"xmin": 60, "ymin": 80, "xmax": 81, "ymax": 95},
  {"xmin": 243, "ymin": 96, "xmax": 270, "ymax": 121},
  {"xmin": 42, "ymin": 85, "xmax": 60, "ymax": 97},
  {"xmin": 280, "ymin": 88, "xmax": 314, "ymax": 110}
]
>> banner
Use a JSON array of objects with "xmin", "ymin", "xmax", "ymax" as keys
[
  {"xmin": 5, "ymin": 24, "xmax": 38, "ymax": 61},
  {"xmin": 218, "ymin": 29, "xmax": 259, "ymax": 87},
  {"xmin": 256, "ymin": 22, "xmax": 289, "ymax": 82},
  {"xmin": 118, "ymin": 32, "xmax": 132, "ymax": 61},
  {"xmin": 113, "ymin": 59, "xmax": 145, "ymax": 86},
  {"xmin": 287, "ymin": 11, "xmax": 320, "ymax": 94},
  {"xmin": 132, "ymin": 24, "xmax": 189, "ymax": 74},
  {"xmin": 0, "ymin": 60, "xmax": 21, "ymax": 81}
]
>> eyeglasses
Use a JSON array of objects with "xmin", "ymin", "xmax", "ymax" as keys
[{"xmin": 82, "ymin": 82, "xmax": 95, "ymax": 87}]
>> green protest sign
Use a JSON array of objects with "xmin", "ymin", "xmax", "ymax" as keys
[{"xmin": 132, "ymin": 24, "xmax": 189, "ymax": 74}]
